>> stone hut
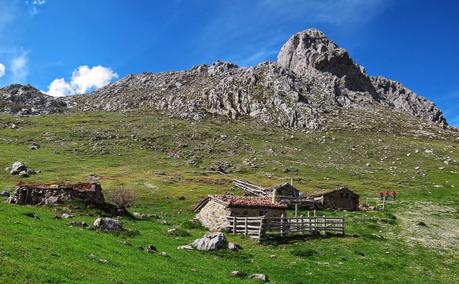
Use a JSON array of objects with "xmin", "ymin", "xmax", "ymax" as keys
[
  {"xmin": 308, "ymin": 187, "xmax": 359, "ymax": 211},
  {"xmin": 8, "ymin": 182, "xmax": 105, "ymax": 206},
  {"xmin": 269, "ymin": 183, "xmax": 302, "ymax": 203},
  {"xmin": 194, "ymin": 195, "xmax": 287, "ymax": 231}
]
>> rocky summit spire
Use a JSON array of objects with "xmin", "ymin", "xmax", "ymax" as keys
[{"xmin": 277, "ymin": 28, "xmax": 375, "ymax": 93}]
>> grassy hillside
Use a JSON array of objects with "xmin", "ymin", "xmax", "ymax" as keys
[{"xmin": 0, "ymin": 111, "xmax": 458, "ymax": 283}]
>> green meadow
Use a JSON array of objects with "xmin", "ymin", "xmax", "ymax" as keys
[{"xmin": 0, "ymin": 111, "xmax": 458, "ymax": 283}]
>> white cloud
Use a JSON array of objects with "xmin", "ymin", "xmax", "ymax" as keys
[
  {"xmin": 47, "ymin": 78, "xmax": 74, "ymax": 97},
  {"xmin": 0, "ymin": 63, "xmax": 5, "ymax": 78},
  {"xmin": 71, "ymin": 65, "xmax": 118, "ymax": 94},
  {"xmin": 11, "ymin": 52, "xmax": 29, "ymax": 82},
  {"xmin": 26, "ymin": 0, "xmax": 46, "ymax": 15},
  {"xmin": 47, "ymin": 65, "xmax": 118, "ymax": 97}
]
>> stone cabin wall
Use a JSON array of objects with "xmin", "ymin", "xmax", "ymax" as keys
[
  {"xmin": 228, "ymin": 207, "xmax": 285, "ymax": 218},
  {"xmin": 196, "ymin": 199, "xmax": 287, "ymax": 231},
  {"xmin": 196, "ymin": 200, "xmax": 231, "ymax": 231},
  {"xmin": 322, "ymin": 190, "xmax": 359, "ymax": 211}
]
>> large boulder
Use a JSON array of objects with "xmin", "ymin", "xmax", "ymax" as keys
[
  {"xmin": 93, "ymin": 217, "xmax": 124, "ymax": 232},
  {"xmin": 191, "ymin": 232, "xmax": 228, "ymax": 251},
  {"xmin": 9, "ymin": 161, "xmax": 27, "ymax": 175}
]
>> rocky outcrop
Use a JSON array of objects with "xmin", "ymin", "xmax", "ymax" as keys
[
  {"xmin": 370, "ymin": 76, "xmax": 445, "ymax": 123},
  {"xmin": 0, "ymin": 84, "xmax": 67, "ymax": 115},
  {"xmin": 0, "ymin": 29, "xmax": 447, "ymax": 129}
]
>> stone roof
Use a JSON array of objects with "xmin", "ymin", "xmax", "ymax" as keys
[
  {"xmin": 16, "ymin": 182, "xmax": 99, "ymax": 193},
  {"xmin": 194, "ymin": 195, "xmax": 287, "ymax": 212}
]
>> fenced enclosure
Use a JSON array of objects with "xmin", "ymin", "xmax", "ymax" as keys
[
  {"xmin": 365, "ymin": 197, "xmax": 397, "ymax": 210},
  {"xmin": 227, "ymin": 214, "xmax": 344, "ymax": 241}
]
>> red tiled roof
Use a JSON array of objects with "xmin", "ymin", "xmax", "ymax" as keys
[{"xmin": 211, "ymin": 195, "xmax": 287, "ymax": 209}]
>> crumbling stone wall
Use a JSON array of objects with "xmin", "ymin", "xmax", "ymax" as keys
[{"xmin": 8, "ymin": 183, "xmax": 105, "ymax": 206}]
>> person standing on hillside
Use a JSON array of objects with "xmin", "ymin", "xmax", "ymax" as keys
[
  {"xmin": 392, "ymin": 191, "xmax": 397, "ymax": 200},
  {"xmin": 385, "ymin": 190, "xmax": 389, "ymax": 200},
  {"xmin": 379, "ymin": 192, "xmax": 384, "ymax": 200}
]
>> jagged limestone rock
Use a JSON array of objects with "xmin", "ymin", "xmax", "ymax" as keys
[{"xmin": 0, "ymin": 29, "xmax": 447, "ymax": 129}]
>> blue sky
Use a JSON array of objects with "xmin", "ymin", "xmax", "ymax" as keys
[{"xmin": 0, "ymin": 0, "xmax": 458, "ymax": 126}]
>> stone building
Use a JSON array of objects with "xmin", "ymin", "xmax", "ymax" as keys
[
  {"xmin": 8, "ymin": 182, "xmax": 105, "ymax": 206},
  {"xmin": 194, "ymin": 195, "xmax": 287, "ymax": 231},
  {"xmin": 308, "ymin": 187, "xmax": 359, "ymax": 211}
]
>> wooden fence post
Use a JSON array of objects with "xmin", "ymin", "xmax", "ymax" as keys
[
  {"xmin": 244, "ymin": 217, "xmax": 248, "ymax": 237},
  {"xmin": 258, "ymin": 216, "xmax": 264, "ymax": 242},
  {"xmin": 280, "ymin": 214, "xmax": 284, "ymax": 237},
  {"xmin": 232, "ymin": 216, "xmax": 236, "ymax": 234}
]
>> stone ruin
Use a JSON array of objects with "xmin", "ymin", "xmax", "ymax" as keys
[{"xmin": 7, "ymin": 182, "xmax": 105, "ymax": 206}]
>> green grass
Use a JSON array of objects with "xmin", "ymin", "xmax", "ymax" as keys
[{"xmin": 0, "ymin": 111, "xmax": 458, "ymax": 283}]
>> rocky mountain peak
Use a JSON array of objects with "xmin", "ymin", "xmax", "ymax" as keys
[
  {"xmin": 277, "ymin": 28, "xmax": 375, "ymax": 93},
  {"xmin": 0, "ymin": 28, "xmax": 448, "ymax": 129}
]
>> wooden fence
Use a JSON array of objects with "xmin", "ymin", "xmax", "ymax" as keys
[{"xmin": 227, "ymin": 215, "xmax": 344, "ymax": 241}]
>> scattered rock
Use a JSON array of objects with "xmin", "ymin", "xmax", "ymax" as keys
[
  {"xmin": 61, "ymin": 213, "xmax": 74, "ymax": 219},
  {"xmin": 191, "ymin": 232, "xmax": 228, "ymax": 251},
  {"xmin": 98, "ymin": 258, "xmax": 108, "ymax": 264},
  {"xmin": 177, "ymin": 245, "xmax": 194, "ymax": 250},
  {"xmin": 7, "ymin": 161, "xmax": 38, "ymax": 177},
  {"xmin": 159, "ymin": 252, "xmax": 168, "ymax": 257},
  {"xmin": 9, "ymin": 161, "xmax": 27, "ymax": 175},
  {"xmin": 18, "ymin": 171, "xmax": 29, "ymax": 178},
  {"xmin": 146, "ymin": 245, "xmax": 157, "ymax": 253},
  {"xmin": 9, "ymin": 123, "xmax": 19, "ymax": 129},
  {"xmin": 249, "ymin": 274, "xmax": 268, "ymax": 282},
  {"xmin": 0, "ymin": 191, "xmax": 10, "ymax": 197},
  {"xmin": 68, "ymin": 221, "xmax": 88, "ymax": 228},
  {"xmin": 230, "ymin": 271, "xmax": 245, "ymax": 278},
  {"xmin": 132, "ymin": 212, "xmax": 147, "ymax": 219},
  {"xmin": 29, "ymin": 143, "xmax": 40, "ymax": 150},
  {"xmin": 228, "ymin": 242, "xmax": 241, "ymax": 251},
  {"xmin": 93, "ymin": 217, "xmax": 124, "ymax": 232}
]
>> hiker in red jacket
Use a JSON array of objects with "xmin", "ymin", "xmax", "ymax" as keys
[
  {"xmin": 385, "ymin": 190, "xmax": 389, "ymax": 200},
  {"xmin": 392, "ymin": 191, "xmax": 396, "ymax": 200},
  {"xmin": 379, "ymin": 192, "xmax": 384, "ymax": 200}
]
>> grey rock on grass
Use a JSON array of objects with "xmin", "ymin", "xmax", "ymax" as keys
[
  {"xmin": 191, "ymin": 232, "xmax": 228, "ymax": 251},
  {"xmin": 93, "ymin": 217, "xmax": 124, "ymax": 232}
]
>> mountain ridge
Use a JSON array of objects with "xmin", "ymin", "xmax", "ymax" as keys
[{"xmin": 0, "ymin": 28, "xmax": 448, "ymax": 130}]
